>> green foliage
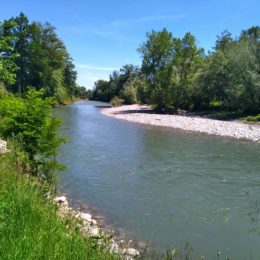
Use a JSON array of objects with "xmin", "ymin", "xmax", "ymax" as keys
[
  {"xmin": 119, "ymin": 79, "xmax": 138, "ymax": 104},
  {"xmin": 0, "ymin": 152, "xmax": 116, "ymax": 260},
  {"xmin": 0, "ymin": 83, "xmax": 9, "ymax": 98},
  {"xmin": 139, "ymin": 29, "xmax": 204, "ymax": 112},
  {"xmin": 0, "ymin": 19, "xmax": 18, "ymax": 86},
  {"xmin": 138, "ymin": 28, "xmax": 175, "ymax": 111},
  {"xmin": 196, "ymin": 27, "xmax": 260, "ymax": 113},
  {"xmin": 0, "ymin": 13, "xmax": 81, "ymax": 102},
  {"xmin": 92, "ymin": 80, "xmax": 113, "ymax": 102},
  {"xmin": 245, "ymin": 114, "xmax": 260, "ymax": 122},
  {"xmin": 110, "ymin": 96, "xmax": 124, "ymax": 107},
  {"xmin": 0, "ymin": 89, "xmax": 65, "ymax": 183},
  {"xmin": 92, "ymin": 64, "xmax": 140, "ymax": 104},
  {"xmin": 94, "ymin": 26, "xmax": 259, "ymax": 116}
]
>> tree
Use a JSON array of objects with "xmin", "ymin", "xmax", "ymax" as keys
[
  {"xmin": 138, "ymin": 28, "xmax": 175, "ymax": 111},
  {"xmin": 0, "ymin": 89, "xmax": 65, "ymax": 182},
  {"xmin": 0, "ymin": 19, "xmax": 18, "ymax": 86},
  {"xmin": 0, "ymin": 13, "xmax": 78, "ymax": 102},
  {"xmin": 171, "ymin": 32, "xmax": 204, "ymax": 110},
  {"xmin": 139, "ymin": 29, "xmax": 204, "ymax": 111},
  {"xmin": 215, "ymin": 30, "xmax": 234, "ymax": 52},
  {"xmin": 13, "ymin": 13, "xmax": 30, "ymax": 93}
]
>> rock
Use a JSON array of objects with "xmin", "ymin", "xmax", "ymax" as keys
[
  {"xmin": 122, "ymin": 248, "xmax": 140, "ymax": 257},
  {"xmin": 88, "ymin": 226, "xmax": 100, "ymax": 238},
  {"xmin": 76, "ymin": 212, "xmax": 92, "ymax": 222},
  {"xmin": 52, "ymin": 194, "xmax": 142, "ymax": 258},
  {"xmin": 109, "ymin": 240, "xmax": 120, "ymax": 254},
  {"xmin": 91, "ymin": 219, "xmax": 97, "ymax": 225},
  {"xmin": 125, "ymin": 256, "xmax": 134, "ymax": 260},
  {"xmin": 0, "ymin": 139, "xmax": 8, "ymax": 153},
  {"xmin": 53, "ymin": 196, "xmax": 68, "ymax": 206},
  {"xmin": 75, "ymin": 212, "xmax": 98, "ymax": 225}
]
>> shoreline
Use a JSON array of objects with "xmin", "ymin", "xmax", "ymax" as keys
[
  {"xmin": 53, "ymin": 195, "xmax": 142, "ymax": 259},
  {"xmin": 101, "ymin": 105, "xmax": 260, "ymax": 142}
]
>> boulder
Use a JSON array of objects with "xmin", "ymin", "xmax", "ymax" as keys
[
  {"xmin": 88, "ymin": 226, "xmax": 100, "ymax": 238},
  {"xmin": 53, "ymin": 196, "xmax": 68, "ymax": 207},
  {"xmin": 0, "ymin": 140, "xmax": 8, "ymax": 153},
  {"xmin": 76, "ymin": 212, "xmax": 92, "ymax": 222},
  {"xmin": 109, "ymin": 239, "xmax": 120, "ymax": 254},
  {"xmin": 122, "ymin": 248, "xmax": 140, "ymax": 257}
]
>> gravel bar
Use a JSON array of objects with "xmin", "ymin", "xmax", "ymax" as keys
[{"xmin": 101, "ymin": 105, "xmax": 260, "ymax": 142}]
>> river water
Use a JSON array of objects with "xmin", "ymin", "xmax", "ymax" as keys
[{"xmin": 55, "ymin": 101, "xmax": 260, "ymax": 259}]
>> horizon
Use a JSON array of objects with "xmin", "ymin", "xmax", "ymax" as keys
[{"xmin": 0, "ymin": 0, "xmax": 259, "ymax": 89}]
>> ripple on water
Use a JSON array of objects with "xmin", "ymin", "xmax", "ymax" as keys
[{"xmin": 55, "ymin": 102, "xmax": 260, "ymax": 259}]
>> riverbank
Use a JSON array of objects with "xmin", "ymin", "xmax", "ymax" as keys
[
  {"xmin": 101, "ymin": 105, "xmax": 260, "ymax": 142},
  {"xmin": 54, "ymin": 195, "xmax": 140, "ymax": 259},
  {"xmin": 0, "ymin": 146, "xmax": 116, "ymax": 260}
]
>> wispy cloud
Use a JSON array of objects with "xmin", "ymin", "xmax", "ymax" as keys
[
  {"xmin": 76, "ymin": 63, "xmax": 119, "ymax": 89},
  {"xmin": 77, "ymin": 64, "xmax": 118, "ymax": 72},
  {"xmin": 110, "ymin": 14, "xmax": 186, "ymax": 28},
  {"xmin": 62, "ymin": 14, "xmax": 186, "ymax": 42},
  {"xmin": 62, "ymin": 26, "xmax": 135, "ymax": 43}
]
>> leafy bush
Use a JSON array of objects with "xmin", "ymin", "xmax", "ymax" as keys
[
  {"xmin": 245, "ymin": 114, "xmax": 260, "ymax": 122},
  {"xmin": 110, "ymin": 96, "xmax": 124, "ymax": 107},
  {"xmin": 0, "ymin": 89, "xmax": 65, "ymax": 183}
]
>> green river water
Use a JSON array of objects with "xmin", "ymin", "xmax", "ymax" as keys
[{"xmin": 55, "ymin": 101, "xmax": 260, "ymax": 259}]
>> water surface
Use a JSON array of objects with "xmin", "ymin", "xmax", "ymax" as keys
[{"xmin": 55, "ymin": 101, "xmax": 260, "ymax": 259}]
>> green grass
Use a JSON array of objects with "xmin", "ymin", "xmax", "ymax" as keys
[
  {"xmin": 0, "ymin": 152, "xmax": 117, "ymax": 260},
  {"xmin": 244, "ymin": 114, "xmax": 260, "ymax": 122}
]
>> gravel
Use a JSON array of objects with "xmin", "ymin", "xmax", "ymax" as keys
[{"xmin": 101, "ymin": 105, "xmax": 260, "ymax": 142}]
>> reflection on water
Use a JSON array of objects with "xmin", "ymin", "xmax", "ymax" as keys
[{"xmin": 54, "ymin": 101, "xmax": 260, "ymax": 259}]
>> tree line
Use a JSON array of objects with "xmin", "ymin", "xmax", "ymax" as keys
[
  {"xmin": 0, "ymin": 13, "xmax": 88, "ymax": 185},
  {"xmin": 92, "ymin": 27, "xmax": 260, "ymax": 116},
  {"xmin": 0, "ymin": 12, "xmax": 89, "ymax": 102}
]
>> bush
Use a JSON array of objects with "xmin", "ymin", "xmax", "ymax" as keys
[
  {"xmin": 0, "ymin": 89, "xmax": 65, "ymax": 183},
  {"xmin": 110, "ymin": 96, "xmax": 124, "ymax": 107},
  {"xmin": 245, "ymin": 114, "xmax": 260, "ymax": 122}
]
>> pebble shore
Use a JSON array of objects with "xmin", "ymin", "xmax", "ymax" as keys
[
  {"xmin": 101, "ymin": 105, "xmax": 260, "ymax": 142},
  {"xmin": 0, "ymin": 139, "xmax": 8, "ymax": 153},
  {"xmin": 53, "ymin": 196, "xmax": 140, "ymax": 259}
]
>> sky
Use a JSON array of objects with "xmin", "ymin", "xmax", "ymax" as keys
[{"xmin": 0, "ymin": 0, "xmax": 259, "ymax": 89}]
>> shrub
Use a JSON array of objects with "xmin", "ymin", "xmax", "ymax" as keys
[
  {"xmin": 0, "ymin": 89, "xmax": 65, "ymax": 184},
  {"xmin": 110, "ymin": 96, "xmax": 124, "ymax": 107}
]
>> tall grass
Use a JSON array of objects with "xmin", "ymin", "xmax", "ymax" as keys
[{"xmin": 0, "ymin": 151, "xmax": 116, "ymax": 260}]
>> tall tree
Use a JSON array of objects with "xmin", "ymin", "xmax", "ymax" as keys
[
  {"xmin": 0, "ymin": 19, "xmax": 18, "ymax": 86},
  {"xmin": 138, "ymin": 28, "xmax": 175, "ymax": 111}
]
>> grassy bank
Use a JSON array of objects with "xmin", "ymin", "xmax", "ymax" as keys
[{"xmin": 0, "ymin": 150, "xmax": 116, "ymax": 260}]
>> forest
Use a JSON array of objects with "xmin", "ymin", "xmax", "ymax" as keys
[
  {"xmin": 92, "ymin": 27, "xmax": 260, "ymax": 119},
  {"xmin": 0, "ymin": 12, "xmax": 90, "ymax": 102}
]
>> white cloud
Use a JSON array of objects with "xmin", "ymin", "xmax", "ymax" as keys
[
  {"xmin": 110, "ymin": 14, "xmax": 186, "ymax": 28},
  {"xmin": 75, "ymin": 63, "xmax": 119, "ymax": 89},
  {"xmin": 77, "ymin": 64, "xmax": 118, "ymax": 71},
  {"xmin": 62, "ymin": 26, "xmax": 135, "ymax": 43}
]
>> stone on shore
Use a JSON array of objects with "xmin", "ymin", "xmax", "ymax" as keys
[
  {"xmin": 0, "ymin": 139, "xmax": 8, "ymax": 153},
  {"xmin": 123, "ymin": 248, "xmax": 140, "ymax": 257},
  {"xmin": 109, "ymin": 239, "xmax": 120, "ymax": 254},
  {"xmin": 75, "ymin": 212, "xmax": 97, "ymax": 225},
  {"xmin": 53, "ymin": 195, "xmax": 141, "ymax": 258},
  {"xmin": 101, "ymin": 105, "xmax": 260, "ymax": 142},
  {"xmin": 53, "ymin": 196, "xmax": 68, "ymax": 206},
  {"xmin": 88, "ymin": 226, "xmax": 100, "ymax": 238}
]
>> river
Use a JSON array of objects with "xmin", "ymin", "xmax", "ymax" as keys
[{"xmin": 54, "ymin": 101, "xmax": 260, "ymax": 259}]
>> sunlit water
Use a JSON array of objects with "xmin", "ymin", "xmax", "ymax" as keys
[{"xmin": 54, "ymin": 101, "xmax": 260, "ymax": 259}]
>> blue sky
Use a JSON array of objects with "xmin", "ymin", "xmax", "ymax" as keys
[{"xmin": 0, "ymin": 0, "xmax": 259, "ymax": 89}]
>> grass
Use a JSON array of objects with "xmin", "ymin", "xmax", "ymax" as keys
[
  {"xmin": 244, "ymin": 114, "xmax": 260, "ymax": 122},
  {"xmin": 0, "ymin": 150, "xmax": 117, "ymax": 260}
]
